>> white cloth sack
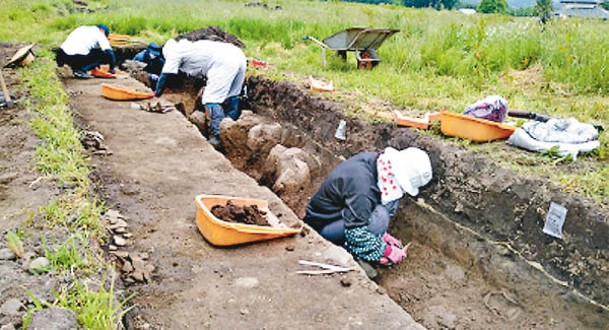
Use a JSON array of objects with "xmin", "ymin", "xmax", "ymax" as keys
[{"xmin": 508, "ymin": 118, "xmax": 599, "ymax": 159}]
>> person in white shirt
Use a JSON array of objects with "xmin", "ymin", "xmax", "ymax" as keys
[
  {"xmin": 56, "ymin": 24, "xmax": 116, "ymax": 79},
  {"xmin": 154, "ymin": 38, "xmax": 247, "ymax": 146}
]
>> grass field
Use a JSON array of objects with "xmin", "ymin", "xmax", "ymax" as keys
[
  {"xmin": 1, "ymin": 0, "xmax": 607, "ymax": 326},
  {"xmin": 1, "ymin": 0, "xmax": 607, "ymax": 193}
]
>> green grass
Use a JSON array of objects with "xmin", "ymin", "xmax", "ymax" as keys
[
  {"xmin": 42, "ymin": 234, "xmax": 94, "ymax": 273},
  {"xmin": 3, "ymin": 0, "xmax": 605, "ymax": 201},
  {"xmin": 16, "ymin": 56, "xmax": 127, "ymax": 328},
  {"xmin": 23, "ymin": 274, "xmax": 134, "ymax": 329}
]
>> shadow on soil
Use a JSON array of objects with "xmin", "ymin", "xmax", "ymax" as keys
[{"xmin": 130, "ymin": 66, "xmax": 609, "ymax": 328}]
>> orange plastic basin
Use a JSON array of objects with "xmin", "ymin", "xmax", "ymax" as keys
[
  {"xmin": 90, "ymin": 69, "xmax": 115, "ymax": 79},
  {"xmin": 101, "ymin": 83, "xmax": 154, "ymax": 101},
  {"xmin": 195, "ymin": 194, "xmax": 301, "ymax": 246},
  {"xmin": 440, "ymin": 111, "xmax": 516, "ymax": 142}
]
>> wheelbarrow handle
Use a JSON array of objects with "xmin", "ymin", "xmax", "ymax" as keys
[{"xmin": 302, "ymin": 36, "xmax": 328, "ymax": 49}]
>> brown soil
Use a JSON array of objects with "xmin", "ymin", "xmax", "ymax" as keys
[
  {"xmin": 64, "ymin": 75, "xmax": 418, "ymax": 329},
  {"xmin": 211, "ymin": 75, "xmax": 608, "ymax": 328},
  {"xmin": 211, "ymin": 200, "xmax": 270, "ymax": 226},
  {"xmin": 175, "ymin": 26, "xmax": 245, "ymax": 49}
]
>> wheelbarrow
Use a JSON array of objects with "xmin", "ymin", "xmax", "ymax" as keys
[{"xmin": 303, "ymin": 27, "xmax": 399, "ymax": 69}]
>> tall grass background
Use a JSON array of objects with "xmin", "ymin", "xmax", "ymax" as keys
[{"xmin": 1, "ymin": 0, "xmax": 607, "ymax": 199}]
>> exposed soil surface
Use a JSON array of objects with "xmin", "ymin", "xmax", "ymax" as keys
[
  {"xmin": 63, "ymin": 75, "xmax": 421, "ymax": 329},
  {"xmin": 211, "ymin": 201, "xmax": 270, "ymax": 226},
  {"xmin": 244, "ymin": 74, "xmax": 609, "ymax": 309},
  {"xmin": 7, "ymin": 44, "xmax": 604, "ymax": 328},
  {"xmin": 176, "ymin": 26, "xmax": 245, "ymax": 49},
  {"xmin": 109, "ymin": 66, "xmax": 609, "ymax": 328},
  {"xmin": 208, "ymin": 75, "xmax": 608, "ymax": 328}
]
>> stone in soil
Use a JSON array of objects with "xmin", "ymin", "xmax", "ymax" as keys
[
  {"xmin": 234, "ymin": 277, "xmax": 260, "ymax": 288},
  {"xmin": 113, "ymin": 235, "xmax": 127, "ymax": 246},
  {"xmin": 28, "ymin": 257, "xmax": 50, "ymax": 274},
  {"xmin": 27, "ymin": 307, "xmax": 79, "ymax": 330},
  {"xmin": 0, "ymin": 248, "xmax": 16, "ymax": 260},
  {"xmin": 210, "ymin": 200, "xmax": 270, "ymax": 226},
  {"xmin": 0, "ymin": 299, "xmax": 23, "ymax": 316},
  {"xmin": 0, "ymin": 323, "xmax": 16, "ymax": 330}
]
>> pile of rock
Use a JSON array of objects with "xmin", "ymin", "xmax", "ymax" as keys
[
  {"xmin": 105, "ymin": 209, "xmax": 132, "ymax": 250},
  {"xmin": 104, "ymin": 209, "xmax": 155, "ymax": 284},
  {"xmin": 110, "ymin": 251, "xmax": 155, "ymax": 284}
]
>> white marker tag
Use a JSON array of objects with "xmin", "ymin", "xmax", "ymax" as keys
[{"xmin": 543, "ymin": 202, "xmax": 568, "ymax": 239}]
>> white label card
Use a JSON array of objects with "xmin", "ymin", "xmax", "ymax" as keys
[{"xmin": 543, "ymin": 202, "xmax": 568, "ymax": 239}]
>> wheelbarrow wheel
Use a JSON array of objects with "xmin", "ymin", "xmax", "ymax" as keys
[{"xmin": 357, "ymin": 49, "xmax": 379, "ymax": 70}]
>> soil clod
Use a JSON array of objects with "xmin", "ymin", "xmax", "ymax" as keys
[
  {"xmin": 175, "ymin": 26, "xmax": 245, "ymax": 49},
  {"xmin": 210, "ymin": 200, "xmax": 270, "ymax": 226}
]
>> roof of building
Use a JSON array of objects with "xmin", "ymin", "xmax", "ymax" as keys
[{"xmin": 560, "ymin": 5, "xmax": 609, "ymax": 18}]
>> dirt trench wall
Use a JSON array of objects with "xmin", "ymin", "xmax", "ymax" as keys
[{"xmin": 245, "ymin": 75, "xmax": 609, "ymax": 306}]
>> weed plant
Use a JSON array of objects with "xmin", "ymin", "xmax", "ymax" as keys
[
  {"xmin": 2, "ymin": 0, "xmax": 608, "ymax": 195},
  {"xmin": 18, "ymin": 57, "xmax": 126, "ymax": 328},
  {"xmin": 23, "ymin": 274, "xmax": 134, "ymax": 329}
]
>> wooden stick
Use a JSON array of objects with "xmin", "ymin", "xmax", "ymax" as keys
[
  {"xmin": 296, "ymin": 269, "xmax": 352, "ymax": 275},
  {"xmin": 0, "ymin": 68, "xmax": 11, "ymax": 103},
  {"xmin": 298, "ymin": 260, "xmax": 351, "ymax": 272},
  {"xmin": 403, "ymin": 242, "xmax": 412, "ymax": 253}
]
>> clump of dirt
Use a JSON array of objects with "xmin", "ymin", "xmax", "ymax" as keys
[
  {"xmin": 211, "ymin": 200, "xmax": 270, "ymax": 226},
  {"xmin": 176, "ymin": 26, "xmax": 245, "ymax": 49}
]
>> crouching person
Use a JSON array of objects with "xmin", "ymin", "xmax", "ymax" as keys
[
  {"xmin": 132, "ymin": 43, "xmax": 164, "ymax": 90},
  {"xmin": 304, "ymin": 147, "xmax": 432, "ymax": 268},
  {"xmin": 154, "ymin": 38, "xmax": 247, "ymax": 147},
  {"xmin": 56, "ymin": 24, "xmax": 116, "ymax": 79}
]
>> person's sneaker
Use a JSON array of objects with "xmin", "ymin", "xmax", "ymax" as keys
[
  {"xmin": 356, "ymin": 259, "xmax": 378, "ymax": 280},
  {"xmin": 208, "ymin": 136, "xmax": 221, "ymax": 147},
  {"xmin": 73, "ymin": 70, "xmax": 93, "ymax": 79}
]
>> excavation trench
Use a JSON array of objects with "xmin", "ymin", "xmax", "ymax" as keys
[{"xmin": 139, "ymin": 70, "xmax": 609, "ymax": 329}]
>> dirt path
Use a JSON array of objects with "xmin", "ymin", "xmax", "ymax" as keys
[{"xmin": 64, "ymin": 76, "xmax": 423, "ymax": 329}]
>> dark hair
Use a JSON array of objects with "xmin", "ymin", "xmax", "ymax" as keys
[{"xmin": 96, "ymin": 24, "xmax": 110, "ymax": 37}]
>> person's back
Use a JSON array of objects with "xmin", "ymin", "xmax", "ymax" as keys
[
  {"xmin": 305, "ymin": 152, "xmax": 379, "ymax": 231},
  {"xmin": 60, "ymin": 25, "xmax": 111, "ymax": 56},
  {"xmin": 164, "ymin": 39, "xmax": 244, "ymax": 78}
]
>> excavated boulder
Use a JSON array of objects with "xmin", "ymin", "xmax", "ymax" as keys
[{"xmin": 261, "ymin": 145, "xmax": 316, "ymax": 196}]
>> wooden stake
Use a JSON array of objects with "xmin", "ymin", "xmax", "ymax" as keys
[{"xmin": 0, "ymin": 68, "xmax": 11, "ymax": 103}]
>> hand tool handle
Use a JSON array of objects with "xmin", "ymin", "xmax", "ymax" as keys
[{"xmin": 0, "ymin": 69, "xmax": 11, "ymax": 102}]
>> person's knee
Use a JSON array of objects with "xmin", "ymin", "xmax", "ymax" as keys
[
  {"xmin": 204, "ymin": 103, "xmax": 225, "ymax": 136},
  {"xmin": 224, "ymin": 96, "xmax": 241, "ymax": 120},
  {"xmin": 368, "ymin": 205, "xmax": 390, "ymax": 235}
]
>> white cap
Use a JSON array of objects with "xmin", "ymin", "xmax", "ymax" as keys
[{"xmin": 391, "ymin": 147, "xmax": 432, "ymax": 196}]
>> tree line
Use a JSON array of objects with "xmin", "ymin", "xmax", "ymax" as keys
[{"xmin": 340, "ymin": 0, "xmax": 555, "ymax": 16}]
